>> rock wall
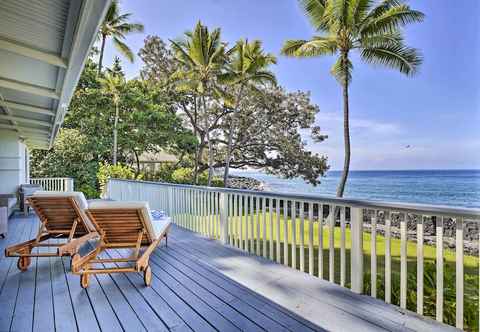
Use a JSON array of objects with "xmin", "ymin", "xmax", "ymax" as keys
[{"xmin": 227, "ymin": 176, "xmax": 265, "ymax": 191}]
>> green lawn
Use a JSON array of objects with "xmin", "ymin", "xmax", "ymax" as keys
[{"xmin": 176, "ymin": 211, "xmax": 480, "ymax": 330}]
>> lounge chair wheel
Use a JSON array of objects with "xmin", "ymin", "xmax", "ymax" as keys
[
  {"xmin": 17, "ymin": 256, "xmax": 31, "ymax": 271},
  {"xmin": 80, "ymin": 274, "xmax": 89, "ymax": 288},
  {"xmin": 144, "ymin": 266, "xmax": 152, "ymax": 286}
]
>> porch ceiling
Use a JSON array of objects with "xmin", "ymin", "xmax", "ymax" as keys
[{"xmin": 0, "ymin": 0, "xmax": 111, "ymax": 150}]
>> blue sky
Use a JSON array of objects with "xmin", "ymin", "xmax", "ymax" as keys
[{"xmin": 101, "ymin": 0, "xmax": 480, "ymax": 171}]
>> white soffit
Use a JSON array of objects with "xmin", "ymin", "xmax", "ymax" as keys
[{"xmin": 0, "ymin": 0, "xmax": 111, "ymax": 149}]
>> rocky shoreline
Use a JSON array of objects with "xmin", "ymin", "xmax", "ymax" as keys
[{"xmin": 227, "ymin": 176, "xmax": 265, "ymax": 191}]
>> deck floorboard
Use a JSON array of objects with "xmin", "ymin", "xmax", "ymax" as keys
[{"xmin": 0, "ymin": 213, "xmax": 459, "ymax": 332}]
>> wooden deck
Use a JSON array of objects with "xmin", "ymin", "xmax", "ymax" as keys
[{"xmin": 0, "ymin": 213, "xmax": 457, "ymax": 332}]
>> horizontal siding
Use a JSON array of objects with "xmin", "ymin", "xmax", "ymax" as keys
[{"xmin": 0, "ymin": 0, "xmax": 71, "ymax": 54}]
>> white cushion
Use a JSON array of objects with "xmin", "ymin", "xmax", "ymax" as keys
[
  {"xmin": 87, "ymin": 200, "xmax": 157, "ymax": 240},
  {"xmin": 152, "ymin": 218, "xmax": 171, "ymax": 239},
  {"xmin": 33, "ymin": 191, "xmax": 88, "ymax": 210}
]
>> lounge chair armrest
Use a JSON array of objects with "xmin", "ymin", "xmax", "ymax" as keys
[
  {"xmin": 58, "ymin": 232, "xmax": 99, "ymax": 256},
  {"xmin": 136, "ymin": 238, "xmax": 160, "ymax": 271}
]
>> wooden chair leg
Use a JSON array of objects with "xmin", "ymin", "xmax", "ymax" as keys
[
  {"xmin": 80, "ymin": 273, "xmax": 89, "ymax": 288},
  {"xmin": 144, "ymin": 265, "xmax": 152, "ymax": 286}
]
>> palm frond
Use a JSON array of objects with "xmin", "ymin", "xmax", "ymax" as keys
[
  {"xmin": 331, "ymin": 56, "xmax": 353, "ymax": 84},
  {"xmin": 281, "ymin": 36, "xmax": 337, "ymax": 57},
  {"xmin": 298, "ymin": 0, "xmax": 329, "ymax": 31},
  {"xmin": 114, "ymin": 22, "xmax": 144, "ymax": 34},
  {"xmin": 113, "ymin": 37, "xmax": 134, "ymax": 62},
  {"xmin": 348, "ymin": 0, "xmax": 374, "ymax": 26},
  {"xmin": 358, "ymin": 31, "xmax": 403, "ymax": 48},
  {"xmin": 361, "ymin": 43, "xmax": 422, "ymax": 75},
  {"xmin": 361, "ymin": 4, "xmax": 425, "ymax": 35}
]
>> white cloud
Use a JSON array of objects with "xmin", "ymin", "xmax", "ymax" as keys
[{"xmin": 303, "ymin": 111, "xmax": 480, "ymax": 170}]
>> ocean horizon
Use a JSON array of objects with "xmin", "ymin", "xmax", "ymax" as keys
[{"xmin": 231, "ymin": 169, "xmax": 480, "ymax": 209}]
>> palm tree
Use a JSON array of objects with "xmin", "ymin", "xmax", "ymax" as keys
[
  {"xmin": 98, "ymin": 0, "xmax": 144, "ymax": 75},
  {"xmin": 281, "ymin": 0, "xmax": 423, "ymax": 197},
  {"xmin": 170, "ymin": 21, "xmax": 228, "ymax": 186},
  {"xmin": 221, "ymin": 39, "xmax": 277, "ymax": 186},
  {"xmin": 100, "ymin": 73, "xmax": 125, "ymax": 165}
]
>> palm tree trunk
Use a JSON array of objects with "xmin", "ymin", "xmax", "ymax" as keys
[
  {"xmin": 98, "ymin": 34, "xmax": 107, "ymax": 76},
  {"xmin": 113, "ymin": 102, "xmax": 119, "ymax": 165},
  {"xmin": 336, "ymin": 74, "xmax": 350, "ymax": 197},
  {"xmin": 193, "ymin": 98, "xmax": 199, "ymax": 184},
  {"xmin": 201, "ymin": 95, "xmax": 213, "ymax": 186}
]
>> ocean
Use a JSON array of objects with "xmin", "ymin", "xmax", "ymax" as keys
[{"xmin": 231, "ymin": 169, "xmax": 480, "ymax": 209}]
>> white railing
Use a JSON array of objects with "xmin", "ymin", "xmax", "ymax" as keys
[
  {"xmin": 107, "ymin": 178, "xmax": 480, "ymax": 330},
  {"xmin": 30, "ymin": 177, "xmax": 74, "ymax": 192}
]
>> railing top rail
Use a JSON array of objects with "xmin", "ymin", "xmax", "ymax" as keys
[
  {"xmin": 30, "ymin": 177, "xmax": 73, "ymax": 180},
  {"xmin": 109, "ymin": 178, "xmax": 480, "ymax": 219}
]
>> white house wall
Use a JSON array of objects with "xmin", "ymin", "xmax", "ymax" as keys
[{"xmin": 0, "ymin": 131, "xmax": 28, "ymax": 194}]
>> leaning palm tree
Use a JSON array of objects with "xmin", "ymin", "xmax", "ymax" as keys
[
  {"xmin": 281, "ymin": 0, "xmax": 423, "ymax": 197},
  {"xmin": 221, "ymin": 39, "xmax": 277, "ymax": 186},
  {"xmin": 100, "ymin": 73, "xmax": 125, "ymax": 165},
  {"xmin": 98, "ymin": 0, "xmax": 144, "ymax": 75},
  {"xmin": 170, "ymin": 21, "xmax": 229, "ymax": 186}
]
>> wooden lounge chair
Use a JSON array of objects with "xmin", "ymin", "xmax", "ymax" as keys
[
  {"xmin": 5, "ymin": 191, "xmax": 98, "ymax": 271},
  {"xmin": 71, "ymin": 201, "xmax": 171, "ymax": 288}
]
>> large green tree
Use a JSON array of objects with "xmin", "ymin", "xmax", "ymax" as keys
[
  {"xmin": 221, "ymin": 39, "xmax": 277, "ymax": 186},
  {"xmin": 97, "ymin": 0, "xmax": 144, "ymax": 75},
  {"xmin": 139, "ymin": 35, "xmax": 329, "ymax": 186},
  {"xmin": 281, "ymin": 0, "xmax": 423, "ymax": 197},
  {"xmin": 66, "ymin": 59, "xmax": 193, "ymax": 163},
  {"xmin": 170, "ymin": 21, "xmax": 230, "ymax": 186}
]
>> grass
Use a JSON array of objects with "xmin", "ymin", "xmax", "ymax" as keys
[{"xmin": 176, "ymin": 211, "xmax": 480, "ymax": 330}]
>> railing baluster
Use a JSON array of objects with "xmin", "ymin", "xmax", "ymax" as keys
[
  {"xmin": 256, "ymin": 196, "xmax": 261, "ymax": 256},
  {"xmin": 283, "ymin": 200, "xmax": 289, "ymax": 266},
  {"xmin": 385, "ymin": 211, "xmax": 392, "ymax": 303},
  {"xmin": 436, "ymin": 216, "xmax": 444, "ymax": 322},
  {"xmin": 456, "ymin": 217, "xmax": 463, "ymax": 329},
  {"xmin": 269, "ymin": 198, "xmax": 274, "ymax": 260},
  {"xmin": 371, "ymin": 210, "xmax": 377, "ymax": 297},
  {"xmin": 203, "ymin": 191, "xmax": 207, "ymax": 235},
  {"xmin": 240, "ymin": 195, "xmax": 244, "ymax": 251},
  {"xmin": 233, "ymin": 194, "xmax": 237, "ymax": 247},
  {"xmin": 292, "ymin": 200, "xmax": 297, "ymax": 269},
  {"xmin": 400, "ymin": 213, "xmax": 407, "ymax": 309},
  {"xmin": 300, "ymin": 202, "xmax": 305, "ymax": 272},
  {"xmin": 275, "ymin": 199, "xmax": 281, "ymax": 263},
  {"xmin": 229, "ymin": 193, "xmax": 233, "ymax": 245},
  {"xmin": 417, "ymin": 215, "xmax": 424, "ymax": 315},
  {"xmin": 329, "ymin": 205, "xmax": 335, "ymax": 283},
  {"xmin": 207, "ymin": 191, "xmax": 212, "ymax": 237},
  {"xmin": 318, "ymin": 204, "xmax": 324, "ymax": 279},
  {"xmin": 308, "ymin": 202, "xmax": 314, "ymax": 276},
  {"xmin": 262, "ymin": 197, "xmax": 267, "ymax": 258},
  {"xmin": 350, "ymin": 207, "xmax": 364, "ymax": 294},
  {"xmin": 340, "ymin": 206, "xmax": 346, "ymax": 287},
  {"xmin": 249, "ymin": 195, "xmax": 254, "ymax": 253}
]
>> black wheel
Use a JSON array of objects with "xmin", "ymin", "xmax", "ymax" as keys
[
  {"xmin": 17, "ymin": 256, "xmax": 31, "ymax": 271},
  {"xmin": 144, "ymin": 266, "xmax": 152, "ymax": 286}
]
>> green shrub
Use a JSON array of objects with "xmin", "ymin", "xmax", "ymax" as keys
[
  {"xmin": 97, "ymin": 162, "xmax": 142, "ymax": 197},
  {"xmin": 171, "ymin": 167, "xmax": 223, "ymax": 187},
  {"xmin": 77, "ymin": 183, "xmax": 100, "ymax": 199},
  {"xmin": 30, "ymin": 129, "xmax": 100, "ymax": 198}
]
